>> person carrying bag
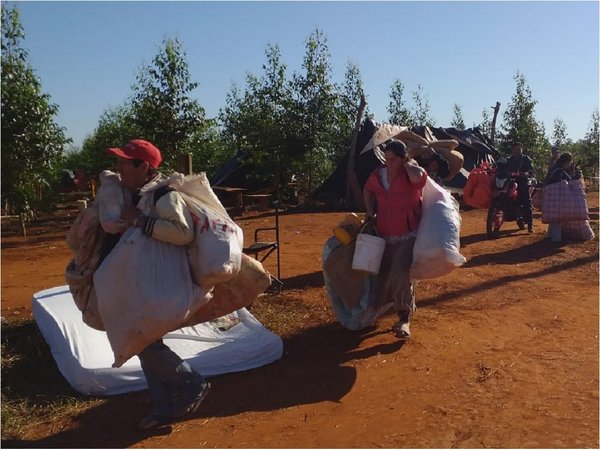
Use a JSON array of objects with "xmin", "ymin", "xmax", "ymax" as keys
[{"xmin": 97, "ymin": 139, "xmax": 212, "ymax": 430}]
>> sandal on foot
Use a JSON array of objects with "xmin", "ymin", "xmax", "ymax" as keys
[{"xmin": 391, "ymin": 321, "xmax": 411, "ymax": 340}]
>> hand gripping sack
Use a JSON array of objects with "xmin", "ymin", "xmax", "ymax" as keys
[
  {"xmin": 93, "ymin": 227, "xmax": 211, "ymax": 367},
  {"xmin": 410, "ymin": 177, "xmax": 466, "ymax": 280},
  {"xmin": 541, "ymin": 179, "xmax": 589, "ymax": 224},
  {"xmin": 167, "ymin": 173, "xmax": 244, "ymax": 287}
]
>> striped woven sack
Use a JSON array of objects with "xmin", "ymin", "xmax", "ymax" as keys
[
  {"xmin": 541, "ymin": 179, "xmax": 589, "ymax": 224},
  {"xmin": 561, "ymin": 220, "xmax": 595, "ymax": 241},
  {"xmin": 531, "ymin": 188, "xmax": 543, "ymax": 210}
]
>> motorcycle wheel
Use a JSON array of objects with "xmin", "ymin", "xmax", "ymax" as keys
[
  {"xmin": 487, "ymin": 201, "xmax": 503, "ymax": 239},
  {"xmin": 516, "ymin": 218, "xmax": 526, "ymax": 230}
]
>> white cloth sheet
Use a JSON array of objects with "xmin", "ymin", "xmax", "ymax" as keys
[{"xmin": 32, "ymin": 285, "xmax": 283, "ymax": 396}]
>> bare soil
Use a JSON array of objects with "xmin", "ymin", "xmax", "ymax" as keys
[{"xmin": 1, "ymin": 194, "xmax": 599, "ymax": 448}]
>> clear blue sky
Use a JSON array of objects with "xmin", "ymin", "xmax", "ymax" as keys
[{"xmin": 12, "ymin": 1, "xmax": 600, "ymax": 149}]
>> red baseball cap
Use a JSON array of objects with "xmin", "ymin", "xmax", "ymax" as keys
[{"xmin": 106, "ymin": 139, "xmax": 162, "ymax": 169}]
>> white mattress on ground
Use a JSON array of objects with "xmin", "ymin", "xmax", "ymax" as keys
[{"xmin": 32, "ymin": 285, "xmax": 283, "ymax": 396}]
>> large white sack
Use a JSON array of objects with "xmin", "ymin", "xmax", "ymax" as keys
[
  {"xmin": 93, "ymin": 227, "xmax": 211, "ymax": 368},
  {"xmin": 410, "ymin": 177, "xmax": 466, "ymax": 280},
  {"xmin": 167, "ymin": 173, "xmax": 243, "ymax": 287},
  {"xmin": 168, "ymin": 172, "xmax": 229, "ymax": 216}
]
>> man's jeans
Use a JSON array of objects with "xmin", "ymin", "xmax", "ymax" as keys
[{"xmin": 138, "ymin": 339, "xmax": 205, "ymax": 417}]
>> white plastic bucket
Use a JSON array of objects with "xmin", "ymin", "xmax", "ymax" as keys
[{"xmin": 351, "ymin": 233, "xmax": 386, "ymax": 275}]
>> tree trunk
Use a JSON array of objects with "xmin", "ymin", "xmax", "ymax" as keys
[
  {"xmin": 346, "ymin": 95, "xmax": 367, "ymax": 211},
  {"xmin": 490, "ymin": 101, "xmax": 501, "ymax": 145}
]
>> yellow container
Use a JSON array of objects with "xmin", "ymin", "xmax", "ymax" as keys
[{"xmin": 333, "ymin": 213, "xmax": 363, "ymax": 245}]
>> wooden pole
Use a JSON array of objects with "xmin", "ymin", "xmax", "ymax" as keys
[
  {"xmin": 346, "ymin": 95, "xmax": 367, "ymax": 211},
  {"xmin": 490, "ymin": 101, "xmax": 501, "ymax": 145},
  {"xmin": 177, "ymin": 153, "xmax": 193, "ymax": 175}
]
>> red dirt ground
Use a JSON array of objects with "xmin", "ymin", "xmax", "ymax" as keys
[{"xmin": 2, "ymin": 193, "xmax": 599, "ymax": 448}]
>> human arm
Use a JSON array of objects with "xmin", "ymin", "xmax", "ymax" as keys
[
  {"xmin": 363, "ymin": 187, "xmax": 377, "ymax": 219},
  {"xmin": 520, "ymin": 156, "xmax": 535, "ymax": 177},
  {"xmin": 566, "ymin": 165, "xmax": 582, "ymax": 180},
  {"xmin": 126, "ymin": 191, "xmax": 195, "ymax": 246},
  {"xmin": 405, "ymin": 158, "xmax": 427, "ymax": 185}
]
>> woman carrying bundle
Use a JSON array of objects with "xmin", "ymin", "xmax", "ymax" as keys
[
  {"xmin": 363, "ymin": 139, "xmax": 427, "ymax": 340},
  {"xmin": 544, "ymin": 152, "xmax": 582, "ymax": 242}
]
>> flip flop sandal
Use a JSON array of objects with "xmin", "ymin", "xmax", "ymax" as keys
[{"xmin": 391, "ymin": 321, "xmax": 411, "ymax": 340}]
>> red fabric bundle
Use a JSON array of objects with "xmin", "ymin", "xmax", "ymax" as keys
[{"xmin": 463, "ymin": 163, "xmax": 493, "ymax": 209}]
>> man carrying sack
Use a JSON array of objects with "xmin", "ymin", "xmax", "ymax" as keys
[{"xmin": 104, "ymin": 139, "xmax": 210, "ymax": 430}]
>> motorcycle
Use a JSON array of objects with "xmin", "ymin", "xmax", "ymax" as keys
[{"xmin": 486, "ymin": 160, "xmax": 536, "ymax": 238}]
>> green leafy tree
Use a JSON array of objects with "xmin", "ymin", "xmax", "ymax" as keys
[
  {"xmin": 78, "ymin": 104, "xmax": 141, "ymax": 177},
  {"xmin": 498, "ymin": 71, "xmax": 548, "ymax": 172},
  {"xmin": 220, "ymin": 44, "xmax": 293, "ymax": 189},
  {"xmin": 1, "ymin": 5, "xmax": 70, "ymax": 213},
  {"xmin": 551, "ymin": 117, "xmax": 570, "ymax": 147},
  {"xmin": 186, "ymin": 117, "xmax": 231, "ymax": 180},
  {"xmin": 578, "ymin": 109, "xmax": 599, "ymax": 179},
  {"xmin": 410, "ymin": 84, "xmax": 434, "ymax": 127},
  {"xmin": 131, "ymin": 37, "xmax": 209, "ymax": 171},
  {"xmin": 288, "ymin": 28, "xmax": 339, "ymax": 194},
  {"xmin": 387, "ymin": 79, "xmax": 411, "ymax": 126},
  {"xmin": 71, "ymin": 37, "xmax": 223, "ymax": 179},
  {"xmin": 333, "ymin": 61, "xmax": 367, "ymax": 163},
  {"xmin": 451, "ymin": 103, "xmax": 465, "ymax": 129}
]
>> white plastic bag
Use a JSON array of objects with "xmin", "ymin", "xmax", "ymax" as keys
[
  {"xmin": 93, "ymin": 227, "xmax": 211, "ymax": 367},
  {"xmin": 168, "ymin": 173, "xmax": 244, "ymax": 287},
  {"xmin": 410, "ymin": 177, "xmax": 466, "ymax": 280}
]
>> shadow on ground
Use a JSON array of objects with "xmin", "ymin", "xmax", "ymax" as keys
[{"xmin": 1, "ymin": 321, "xmax": 403, "ymax": 448}]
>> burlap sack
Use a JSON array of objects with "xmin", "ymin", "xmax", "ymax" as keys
[
  {"xmin": 179, "ymin": 254, "xmax": 272, "ymax": 328},
  {"xmin": 324, "ymin": 241, "xmax": 369, "ymax": 310},
  {"xmin": 65, "ymin": 261, "xmax": 104, "ymax": 331},
  {"xmin": 65, "ymin": 205, "xmax": 106, "ymax": 330}
]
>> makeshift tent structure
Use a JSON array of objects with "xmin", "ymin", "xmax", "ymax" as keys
[
  {"xmin": 33, "ymin": 286, "xmax": 283, "ymax": 396},
  {"xmin": 210, "ymin": 149, "xmax": 251, "ymax": 188},
  {"xmin": 411, "ymin": 125, "xmax": 499, "ymax": 192},
  {"xmin": 313, "ymin": 119, "xmax": 499, "ymax": 209},
  {"xmin": 210, "ymin": 150, "xmax": 279, "ymax": 195},
  {"xmin": 313, "ymin": 119, "xmax": 383, "ymax": 209}
]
